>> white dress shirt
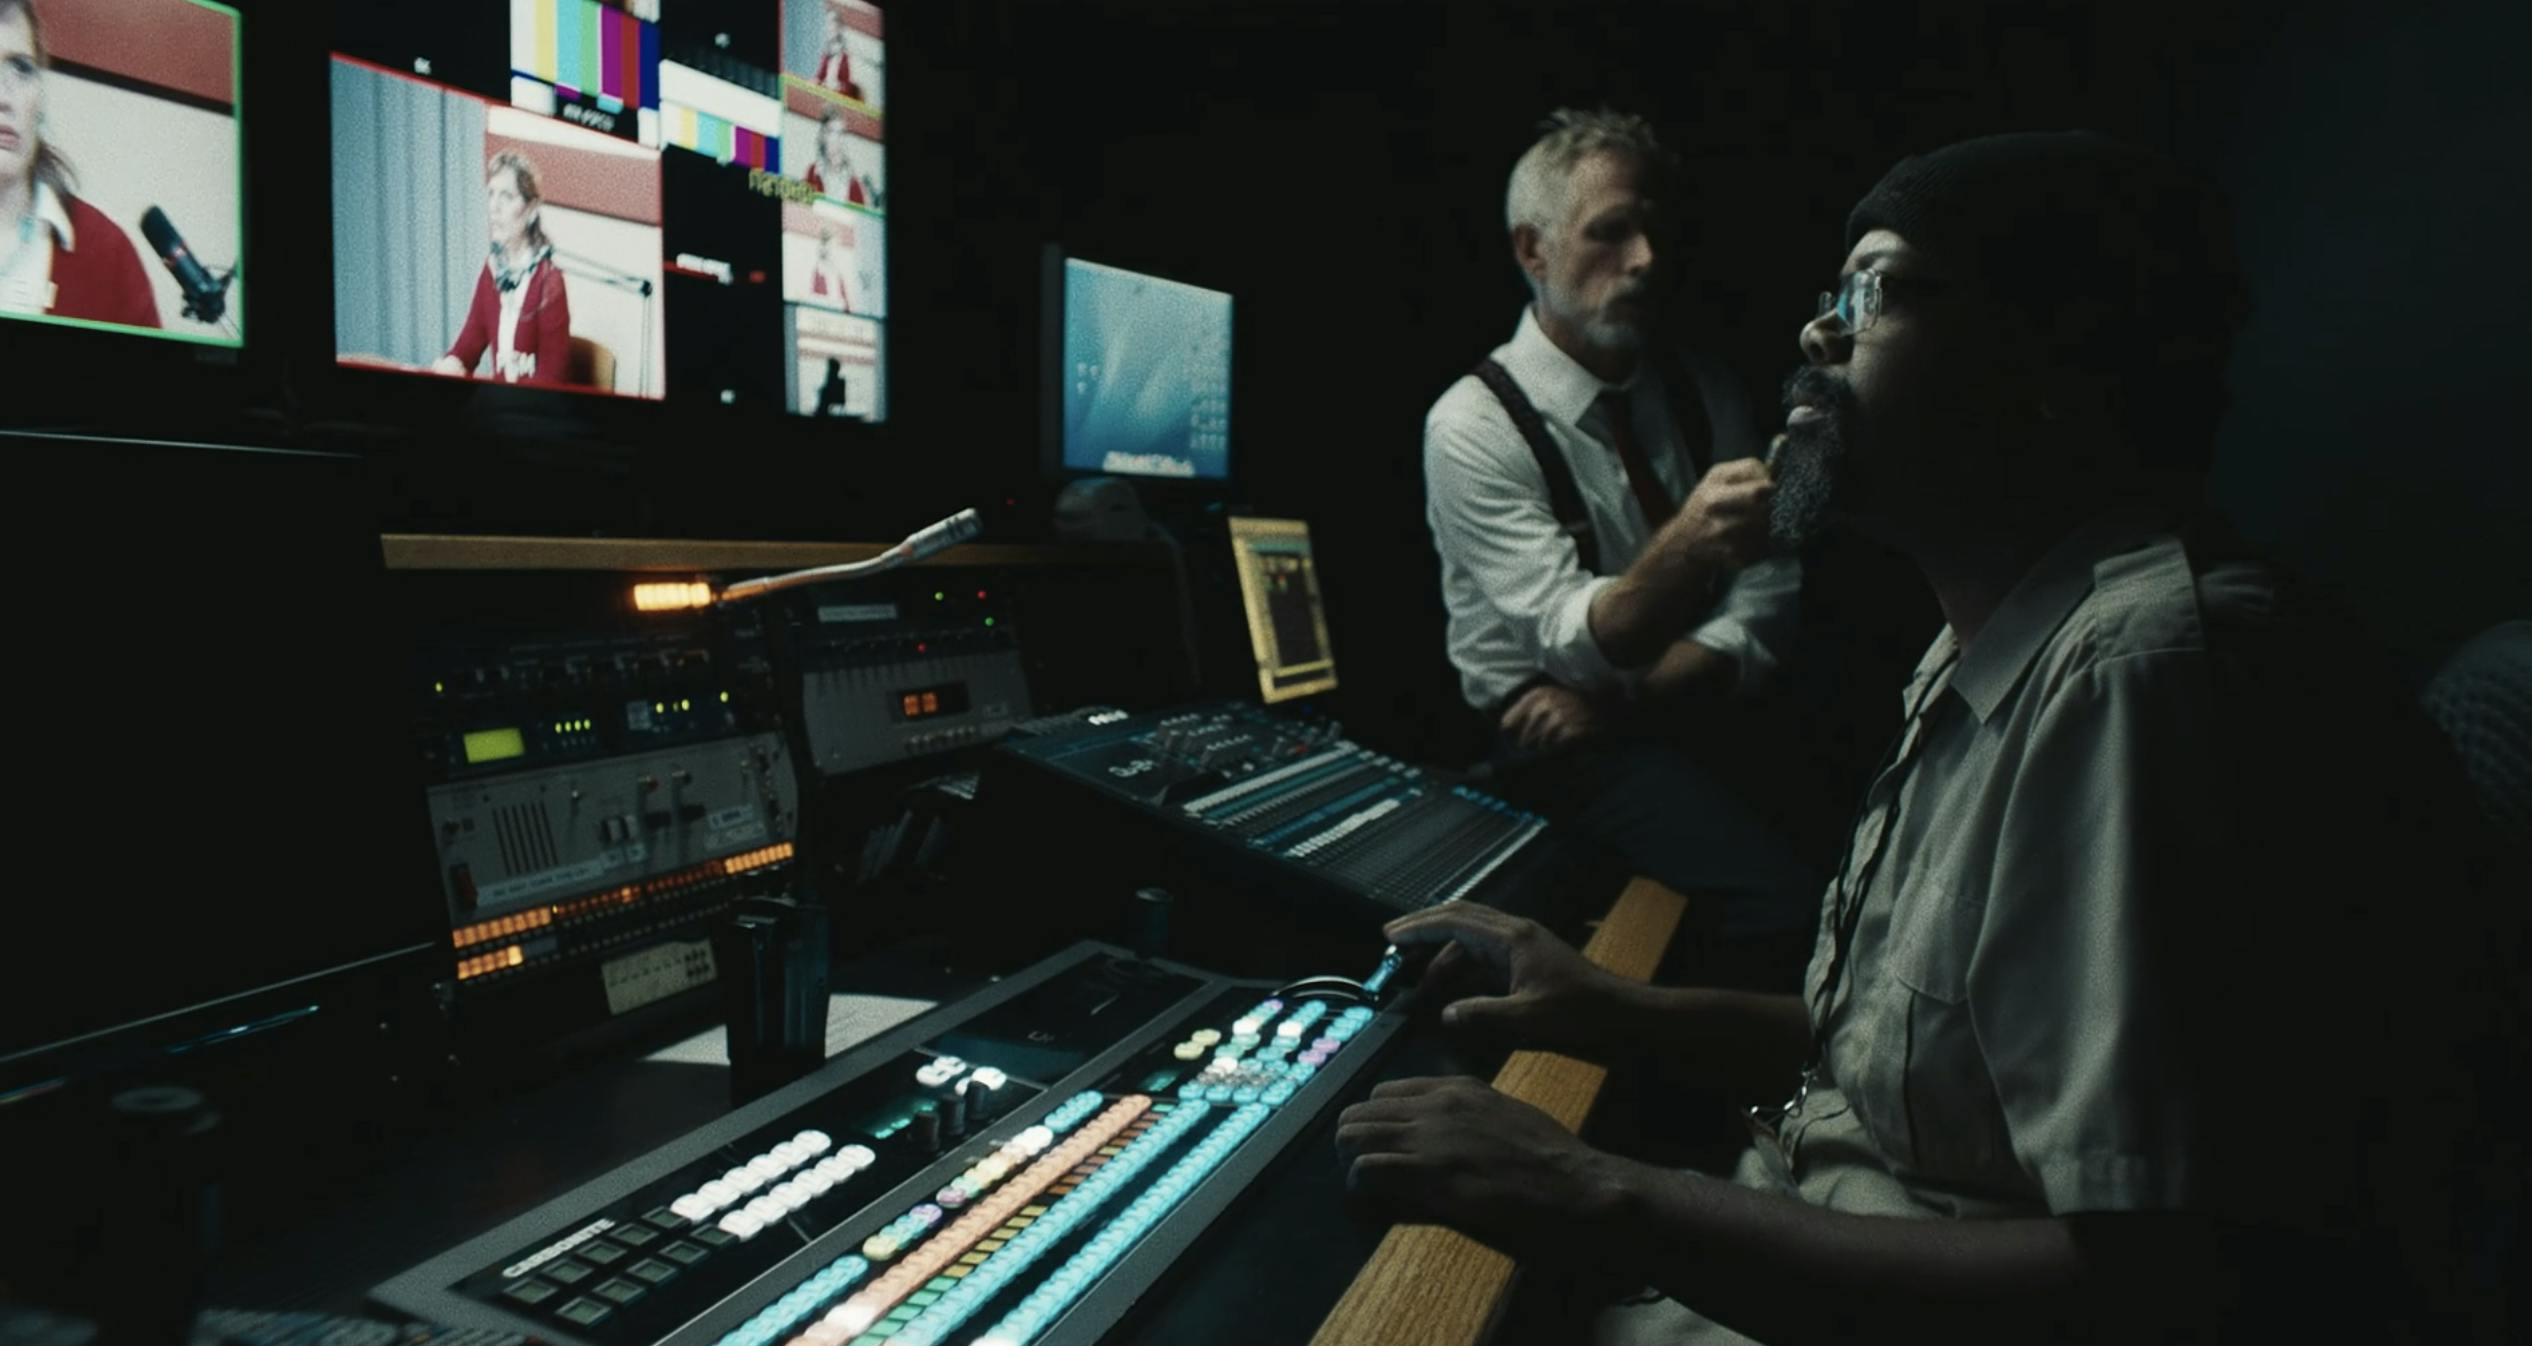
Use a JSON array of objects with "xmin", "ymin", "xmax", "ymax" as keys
[
  {"xmin": 0, "ymin": 182, "xmax": 72, "ymax": 316},
  {"xmin": 1425, "ymin": 306, "xmax": 1800, "ymax": 711}
]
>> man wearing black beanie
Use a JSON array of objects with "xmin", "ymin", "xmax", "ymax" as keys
[{"xmin": 1340, "ymin": 131, "xmax": 2488, "ymax": 1341}]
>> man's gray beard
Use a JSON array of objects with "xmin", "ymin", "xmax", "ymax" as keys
[
  {"xmin": 1768, "ymin": 423, "xmax": 1844, "ymax": 551},
  {"xmin": 1583, "ymin": 315, "xmax": 1644, "ymax": 351}
]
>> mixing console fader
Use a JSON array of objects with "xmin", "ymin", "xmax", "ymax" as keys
[
  {"xmin": 981, "ymin": 704, "xmax": 1546, "ymax": 953},
  {"xmin": 374, "ymin": 943, "xmax": 1402, "ymax": 1346}
]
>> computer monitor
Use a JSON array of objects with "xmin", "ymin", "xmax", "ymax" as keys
[
  {"xmin": 1228, "ymin": 517, "xmax": 1337, "ymax": 705},
  {"xmin": 328, "ymin": 0, "xmax": 887, "ymax": 419},
  {"xmin": 0, "ymin": 0, "xmax": 246, "ymax": 349},
  {"xmin": 1046, "ymin": 249, "xmax": 1233, "ymax": 482}
]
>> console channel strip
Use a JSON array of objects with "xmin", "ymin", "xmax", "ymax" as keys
[{"xmin": 373, "ymin": 943, "xmax": 1401, "ymax": 1346}]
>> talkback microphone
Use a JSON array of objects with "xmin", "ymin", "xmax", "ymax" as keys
[{"xmin": 139, "ymin": 206, "xmax": 231, "ymax": 324}]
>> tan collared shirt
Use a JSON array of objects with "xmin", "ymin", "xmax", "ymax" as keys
[{"xmin": 1604, "ymin": 508, "xmax": 2365, "ymax": 1345}]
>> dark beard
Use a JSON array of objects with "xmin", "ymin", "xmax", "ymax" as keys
[{"xmin": 1770, "ymin": 365, "xmax": 1858, "ymax": 551}]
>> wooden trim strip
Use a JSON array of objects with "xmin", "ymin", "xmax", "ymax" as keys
[
  {"xmin": 1306, "ymin": 877, "xmax": 1691, "ymax": 1346},
  {"xmin": 379, "ymin": 534, "xmax": 1163, "ymax": 573}
]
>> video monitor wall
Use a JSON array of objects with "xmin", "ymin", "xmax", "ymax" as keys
[
  {"xmin": 330, "ymin": 1, "xmax": 886, "ymax": 419},
  {"xmin": 0, "ymin": 0, "xmax": 245, "ymax": 347}
]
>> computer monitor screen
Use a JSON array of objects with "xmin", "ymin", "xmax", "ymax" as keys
[
  {"xmin": 1059, "ymin": 256, "xmax": 1232, "ymax": 480},
  {"xmin": 0, "ymin": 0, "xmax": 245, "ymax": 348},
  {"xmin": 1229, "ymin": 517, "xmax": 1337, "ymax": 704},
  {"xmin": 328, "ymin": 0, "xmax": 886, "ymax": 418}
]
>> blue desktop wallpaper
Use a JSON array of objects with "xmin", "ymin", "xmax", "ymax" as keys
[{"xmin": 1061, "ymin": 259, "xmax": 1233, "ymax": 480}]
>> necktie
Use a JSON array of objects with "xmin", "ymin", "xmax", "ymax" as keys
[{"xmin": 1597, "ymin": 389, "xmax": 1675, "ymax": 530}]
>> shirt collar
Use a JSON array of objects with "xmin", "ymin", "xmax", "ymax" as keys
[
  {"xmin": 31, "ymin": 181, "xmax": 75, "ymax": 250},
  {"xmin": 1948, "ymin": 500, "xmax": 2180, "ymax": 722},
  {"xmin": 1503, "ymin": 305, "xmax": 1636, "ymax": 428}
]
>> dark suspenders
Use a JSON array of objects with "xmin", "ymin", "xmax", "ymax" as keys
[
  {"xmin": 1472, "ymin": 358, "xmax": 1602, "ymax": 574},
  {"xmin": 1469, "ymin": 351, "xmax": 1712, "ymax": 580}
]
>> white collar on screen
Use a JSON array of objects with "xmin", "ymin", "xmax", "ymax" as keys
[{"xmin": 30, "ymin": 181, "xmax": 74, "ymax": 251}]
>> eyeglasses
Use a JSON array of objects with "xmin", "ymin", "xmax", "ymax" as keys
[{"xmin": 1813, "ymin": 270, "xmax": 1947, "ymax": 336}]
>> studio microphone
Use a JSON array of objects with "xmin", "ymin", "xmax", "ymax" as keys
[
  {"xmin": 139, "ymin": 206, "xmax": 231, "ymax": 324},
  {"xmin": 713, "ymin": 508, "xmax": 985, "ymax": 606}
]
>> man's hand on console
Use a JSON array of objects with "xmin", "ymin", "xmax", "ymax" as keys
[
  {"xmin": 1498, "ymin": 681, "xmax": 1604, "ymax": 752},
  {"xmin": 1334, "ymin": 1076, "xmax": 1623, "ymax": 1261},
  {"xmin": 1383, "ymin": 905, "xmax": 1630, "ymax": 1058}
]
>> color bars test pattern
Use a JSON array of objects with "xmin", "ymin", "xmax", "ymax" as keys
[{"xmin": 511, "ymin": 0, "xmax": 659, "ymax": 115}]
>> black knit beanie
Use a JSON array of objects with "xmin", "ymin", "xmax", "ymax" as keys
[{"xmin": 1845, "ymin": 131, "xmax": 2249, "ymax": 460}]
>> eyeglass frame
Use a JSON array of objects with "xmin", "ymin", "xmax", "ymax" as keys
[{"xmin": 1812, "ymin": 268, "xmax": 1951, "ymax": 337}]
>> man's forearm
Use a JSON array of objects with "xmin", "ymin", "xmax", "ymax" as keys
[
  {"xmin": 1596, "ymin": 984, "xmax": 1809, "ymax": 1101},
  {"xmin": 1585, "ymin": 542, "xmax": 1725, "ymax": 669},
  {"xmin": 1637, "ymin": 638, "xmax": 1737, "ymax": 702},
  {"xmin": 1584, "ymin": 1164, "xmax": 2113, "ymax": 1345}
]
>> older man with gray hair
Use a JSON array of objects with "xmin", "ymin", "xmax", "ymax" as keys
[{"xmin": 1424, "ymin": 108, "xmax": 1817, "ymax": 966}]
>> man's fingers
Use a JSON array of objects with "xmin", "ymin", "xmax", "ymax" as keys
[{"xmin": 1385, "ymin": 903, "xmax": 1528, "ymax": 951}]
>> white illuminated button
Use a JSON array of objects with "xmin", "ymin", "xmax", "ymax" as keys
[
  {"xmin": 718, "ymin": 1211, "xmax": 764, "ymax": 1240},
  {"xmin": 747, "ymin": 1154, "xmax": 789, "ymax": 1181},
  {"xmin": 1018, "ymin": 1126, "xmax": 1054, "ymax": 1151},
  {"xmin": 1190, "ymin": 1029, "xmax": 1223, "ymax": 1047},
  {"xmin": 970, "ymin": 1067, "xmax": 1007, "ymax": 1090},
  {"xmin": 765, "ymin": 1183, "xmax": 808, "ymax": 1213},
  {"xmin": 724, "ymin": 1166, "xmax": 764, "ymax": 1193},
  {"xmin": 770, "ymin": 1140, "xmax": 811, "ymax": 1167},
  {"xmin": 745, "ymin": 1195, "xmax": 787, "ymax": 1223},
  {"xmin": 1172, "ymin": 1042, "xmax": 1204, "ymax": 1061},
  {"xmin": 794, "ymin": 1129, "xmax": 833, "ymax": 1154},
  {"xmin": 838, "ymin": 1144, "xmax": 877, "ymax": 1169},
  {"xmin": 1231, "ymin": 1017, "xmax": 1261, "ymax": 1036},
  {"xmin": 814, "ymin": 1155, "xmax": 854, "ymax": 1182},
  {"xmin": 670, "ymin": 1194, "xmax": 716, "ymax": 1222},
  {"xmin": 1276, "ymin": 1020, "xmax": 1305, "ymax": 1039},
  {"xmin": 795, "ymin": 1168, "xmax": 835, "ymax": 1196},
  {"xmin": 697, "ymin": 1179, "xmax": 742, "ymax": 1209}
]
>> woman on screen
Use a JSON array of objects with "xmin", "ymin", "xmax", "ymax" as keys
[
  {"xmin": 813, "ymin": 9, "xmax": 863, "ymax": 101},
  {"xmin": 432, "ymin": 150, "xmax": 569, "ymax": 386},
  {"xmin": 802, "ymin": 108, "xmax": 870, "ymax": 207},
  {"xmin": 0, "ymin": 0, "xmax": 159, "ymax": 328}
]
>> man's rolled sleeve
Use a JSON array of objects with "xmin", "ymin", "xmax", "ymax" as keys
[
  {"xmin": 1426, "ymin": 408, "xmax": 1625, "ymax": 697},
  {"xmin": 1688, "ymin": 555, "xmax": 1801, "ymax": 692}
]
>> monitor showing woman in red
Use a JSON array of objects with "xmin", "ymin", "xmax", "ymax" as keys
[
  {"xmin": 432, "ymin": 149, "xmax": 568, "ymax": 385},
  {"xmin": 0, "ymin": 0, "xmax": 158, "ymax": 329}
]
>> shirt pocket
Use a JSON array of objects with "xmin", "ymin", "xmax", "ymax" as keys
[{"xmin": 1855, "ymin": 889, "xmax": 2015, "ymax": 1187}]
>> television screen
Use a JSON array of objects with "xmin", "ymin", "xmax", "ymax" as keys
[
  {"xmin": 1059, "ymin": 256, "xmax": 1233, "ymax": 481},
  {"xmin": 0, "ymin": 0, "xmax": 245, "ymax": 348},
  {"xmin": 328, "ymin": 0, "xmax": 886, "ymax": 418}
]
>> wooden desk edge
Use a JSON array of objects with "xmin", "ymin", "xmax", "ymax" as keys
[{"xmin": 1306, "ymin": 877, "xmax": 1690, "ymax": 1346}]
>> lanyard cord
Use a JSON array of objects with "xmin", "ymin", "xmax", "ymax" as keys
[{"xmin": 1801, "ymin": 646, "xmax": 1962, "ymax": 1075}]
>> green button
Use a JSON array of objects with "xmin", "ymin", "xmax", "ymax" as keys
[
  {"xmin": 501, "ymin": 1279, "xmax": 558, "ymax": 1307},
  {"xmin": 626, "ymin": 1258, "xmax": 678, "ymax": 1285},
  {"xmin": 905, "ymin": 1291, "xmax": 941, "ymax": 1307},
  {"xmin": 592, "ymin": 1277, "xmax": 646, "ymax": 1305},
  {"xmin": 579, "ymin": 1242, "xmax": 627, "ymax": 1266},
  {"xmin": 544, "ymin": 1260, "xmax": 594, "ymax": 1285},
  {"xmin": 924, "ymin": 1277, "xmax": 958, "ymax": 1293},
  {"xmin": 658, "ymin": 1241, "xmax": 708, "ymax": 1266},
  {"xmin": 553, "ymin": 1298, "xmax": 612, "ymax": 1327},
  {"xmin": 612, "ymin": 1224, "xmax": 658, "ymax": 1248},
  {"xmin": 692, "ymin": 1226, "xmax": 736, "ymax": 1248}
]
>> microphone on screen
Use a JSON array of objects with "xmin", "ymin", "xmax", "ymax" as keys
[{"xmin": 139, "ymin": 206, "xmax": 234, "ymax": 325}]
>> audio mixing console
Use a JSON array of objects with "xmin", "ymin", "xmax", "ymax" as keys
[
  {"xmin": 983, "ymin": 703, "xmax": 1546, "ymax": 945},
  {"xmin": 374, "ymin": 942, "xmax": 1401, "ymax": 1346}
]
